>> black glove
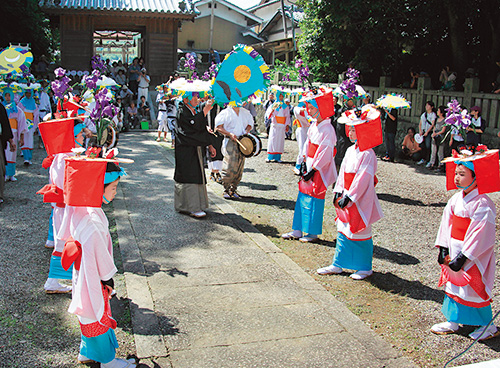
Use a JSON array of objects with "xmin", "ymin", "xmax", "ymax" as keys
[
  {"xmin": 101, "ymin": 278, "xmax": 115, "ymax": 289},
  {"xmin": 300, "ymin": 161, "xmax": 308, "ymax": 176},
  {"xmin": 438, "ymin": 247, "xmax": 449, "ymax": 265},
  {"xmin": 337, "ymin": 195, "xmax": 351, "ymax": 209},
  {"xmin": 448, "ymin": 252, "xmax": 468, "ymax": 272},
  {"xmin": 333, "ymin": 192, "xmax": 342, "ymax": 205},
  {"xmin": 302, "ymin": 168, "xmax": 316, "ymax": 182}
]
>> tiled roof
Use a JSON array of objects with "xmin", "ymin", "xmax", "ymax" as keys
[{"xmin": 39, "ymin": 0, "xmax": 198, "ymax": 15}]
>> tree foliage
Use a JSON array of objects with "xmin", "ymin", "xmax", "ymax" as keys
[
  {"xmin": 0, "ymin": 0, "xmax": 58, "ymax": 60},
  {"xmin": 297, "ymin": 0, "xmax": 500, "ymax": 90}
]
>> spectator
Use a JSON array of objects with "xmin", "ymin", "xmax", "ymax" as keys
[
  {"xmin": 209, "ymin": 48, "xmax": 220, "ymax": 64},
  {"xmin": 263, "ymin": 93, "xmax": 275, "ymax": 136},
  {"xmin": 138, "ymin": 95, "xmax": 150, "ymax": 121},
  {"xmin": 418, "ymin": 101, "xmax": 436, "ymax": 165},
  {"xmin": 137, "ymin": 68, "xmax": 150, "ymax": 105},
  {"xmin": 242, "ymin": 100, "xmax": 258, "ymax": 135},
  {"xmin": 381, "ymin": 108, "xmax": 398, "ymax": 162},
  {"xmin": 449, "ymin": 122, "xmax": 465, "ymax": 153},
  {"xmin": 127, "ymin": 101, "xmax": 139, "ymax": 129},
  {"xmin": 467, "ymin": 106, "xmax": 486, "ymax": 149},
  {"xmin": 429, "ymin": 106, "xmax": 446, "ymax": 170},
  {"xmin": 115, "ymin": 69, "xmax": 127, "ymax": 86},
  {"xmin": 115, "ymin": 60, "xmax": 127, "ymax": 75},
  {"xmin": 128, "ymin": 58, "xmax": 141, "ymax": 96},
  {"xmin": 401, "ymin": 127, "xmax": 422, "ymax": 161}
]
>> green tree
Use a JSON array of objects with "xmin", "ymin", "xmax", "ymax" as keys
[
  {"xmin": 0, "ymin": 0, "xmax": 58, "ymax": 61},
  {"xmin": 297, "ymin": 0, "xmax": 500, "ymax": 90}
]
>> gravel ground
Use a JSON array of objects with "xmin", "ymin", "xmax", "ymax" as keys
[
  {"xmin": 204, "ymin": 134, "xmax": 500, "ymax": 368},
  {"xmin": 0, "ymin": 143, "xmax": 134, "ymax": 368}
]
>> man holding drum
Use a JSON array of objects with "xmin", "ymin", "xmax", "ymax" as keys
[{"xmin": 215, "ymin": 105, "xmax": 254, "ymax": 199}]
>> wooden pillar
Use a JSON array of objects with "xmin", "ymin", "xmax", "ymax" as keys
[
  {"xmin": 60, "ymin": 15, "xmax": 93, "ymax": 71},
  {"xmin": 463, "ymin": 77, "xmax": 480, "ymax": 109}
]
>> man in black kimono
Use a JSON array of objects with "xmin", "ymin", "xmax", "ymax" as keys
[{"xmin": 174, "ymin": 94, "xmax": 216, "ymax": 218}]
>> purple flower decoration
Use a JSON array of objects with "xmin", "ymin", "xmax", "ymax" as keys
[
  {"xmin": 51, "ymin": 78, "xmax": 72, "ymax": 99},
  {"xmin": 54, "ymin": 67, "xmax": 66, "ymax": 78},
  {"xmin": 184, "ymin": 54, "xmax": 196, "ymax": 71},
  {"xmin": 202, "ymin": 70, "xmax": 211, "ymax": 81},
  {"xmin": 192, "ymin": 71, "xmax": 198, "ymax": 80},
  {"xmin": 346, "ymin": 68, "xmax": 360, "ymax": 81},
  {"xmin": 83, "ymin": 70, "xmax": 101, "ymax": 90},
  {"xmin": 298, "ymin": 65, "xmax": 309, "ymax": 83},
  {"xmin": 444, "ymin": 100, "xmax": 471, "ymax": 128},
  {"xmin": 340, "ymin": 78, "xmax": 358, "ymax": 99},
  {"xmin": 91, "ymin": 55, "xmax": 106, "ymax": 72},
  {"xmin": 295, "ymin": 58, "xmax": 303, "ymax": 69},
  {"xmin": 282, "ymin": 73, "xmax": 291, "ymax": 81}
]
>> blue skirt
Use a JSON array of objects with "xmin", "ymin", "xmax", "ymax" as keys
[
  {"xmin": 442, "ymin": 294, "xmax": 492, "ymax": 326},
  {"xmin": 48, "ymin": 255, "xmax": 73, "ymax": 279},
  {"xmin": 47, "ymin": 209, "xmax": 54, "ymax": 242},
  {"xmin": 267, "ymin": 153, "xmax": 281, "ymax": 161},
  {"xmin": 332, "ymin": 232, "xmax": 373, "ymax": 271},
  {"xmin": 80, "ymin": 328, "xmax": 119, "ymax": 364},
  {"xmin": 292, "ymin": 192, "xmax": 324, "ymax": 236}
]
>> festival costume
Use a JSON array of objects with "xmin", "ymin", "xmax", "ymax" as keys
[
  {"xmin": 2, "ymin": 96, "xmax": 27, "ymax": 179},
  {"xmin": 432, "ymin": 148, "xmax": 500, "ymax": 340},
  {"xmin": 325, "ymin": 105, "xmax": 383, "ymax": 276},
  {"xmin": 17, "ymin": 95, "xmax": 39, "ymax": 163},
  {"xmin": 284, "ymin": 88, "xmax": 337, "ymax": 240},
  {"xmin": 61, "ymin": 153, "xmax": 134, "ymax": 366},
  {"xmin": 293, "ymin": 105, "xmax": 310, "ymax": 171},
  {"xmin": 265, "ymin": 100, "xmax": 290, "ymax": 162},
  {"xmin": 174, "ymin": 101, "xmax": 216, "ymax": 214},
  {"xmin": 206, "ymin": 104, "xmax": 223, "ymax": 175},
  {"xmin": 215, "ymin": 106, "xmax": 253, "ymax": 194},
  {"xmin": 38, "ymin": 89, "xmax": 52, "ymax": 120},
  {"xmin": 38, "ymin": 118, "xmax": 85, "ymax": 292}
]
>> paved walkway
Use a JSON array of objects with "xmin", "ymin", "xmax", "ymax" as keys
[{"xmin": 115, "ymin": 132, "xmax": 416, "ymax": 368}]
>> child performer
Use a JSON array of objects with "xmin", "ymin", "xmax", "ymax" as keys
[
  {"xmin": 292, "ymin": 103, "xmax": 311, "ymax": 175},
  {"xmin": 317, "ymin": 104, "xmax": 384, "ymax": 280},
  {"xmin": 265, "ymin": 89, "xmax": 291, "ymax": 163},
  {"xmin": 61, "ymin": 152, "xmax": 137, "ymax": 367},
  {"xmin": 17, "ymin": 88, "xmax": 39, "ymax": 165},
  {"xmin": 38, "ymin": 118, "xmax": 86, "ymax": 293},
  {"xmin": 431, "ymin": 146, "xmax": 500, "ymax": 341},
  {"xmin": 282, "ymin": 88, "xmax": 337, "ymax": 243},
  {"xmin": 2, "ymin": 89, "xmax": 27, "ymax": 181}
]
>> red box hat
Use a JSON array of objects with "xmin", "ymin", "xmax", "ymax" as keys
[
  {"xmin": 38, "ymin": 118, "xmax": 75, "ymax": 156},
  {"xmin": 444, "ymin": 148, "xmax": 500, "ymax": 194},
  {"xmin": 63, "ymin": 157, "xmax": 107, "ymax": 207},
  {"xmin": 338, "ymin": 105, "xmax": 383, "ymax": 151},
  {"xmin": 300, "ymin": 88, "xmax": 335, "ymax": 120}
]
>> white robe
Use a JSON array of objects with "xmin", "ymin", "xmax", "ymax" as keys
[
  {"xmin": 294, "ymin": 106, "xmax": 310, "ymax": 166},
  {"xmin": 68, "ymin": 207, "xmax": 117, "ymax": 324},
  {"xmin": 266, "ymin": 105, "xmax": 291, "ymax": 155},
  {"xmin": 334, "ymin": 145, "xmax": 383, "ymax": 239},
  {"xmin": 435, "ymin": 188, "xmax": 496, "ymax": 305}
]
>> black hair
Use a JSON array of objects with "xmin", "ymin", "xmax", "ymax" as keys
[
  {"xmin": 104, "ymin": 162, "xmax": 121, "ymax": 189},
  {"xmin": 426, "ymin": 101, "xmax": 435, "ymax": 108},
  {"xmin": 437, "ymin": 106, "xmax": 446, "ymax": 116},
  {"xmin": 407, "ymin": 127, "xmax": 416, "ymax": 134}
]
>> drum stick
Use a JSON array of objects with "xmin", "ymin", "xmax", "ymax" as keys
[{"xmin": 235, "ymin": 139, "xmax": 246, "ymax": 150}]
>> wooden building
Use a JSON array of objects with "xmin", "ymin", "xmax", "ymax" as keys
[{"xmin": 39, "ymin": 0, "xmax": 198, "ymax": 85}]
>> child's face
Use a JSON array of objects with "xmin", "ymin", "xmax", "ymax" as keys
[
  {"xmin": 103, "ymin": 179, "xmax": 119, "ymax": 203},
  {"xmin": 455, "ymin": 165, "xmax": 476, "ymax": 191},
  {"xmin": 306, "ymin": 103, "xmax": 319, "ymax": 118},
  {"xmin": 348, "ymin": 126, "xmax": 357, "ymax": 142},
  {"xmin": 75, "ymin": 132, "xmax": 84, "ymax": 146}
]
